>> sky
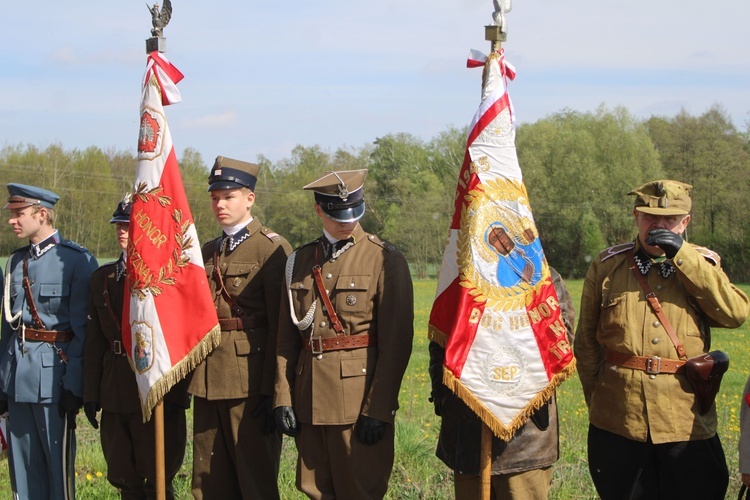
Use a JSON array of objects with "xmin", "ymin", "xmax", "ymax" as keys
[{"xmin": 2, "ymin": 0, "xmax": 749, "ymax": 166}]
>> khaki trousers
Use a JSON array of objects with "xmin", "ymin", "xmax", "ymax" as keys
[
  {"xmin": 454, "ymin": 467, "xmax": 552, "ymax": 500},
  {"xmin": 296, "ymin": 422, "xmax": 395, "ymax": 500},
  {"xmin": 192, "ymin": 396, "xmax": 281, "ymax": 499}
]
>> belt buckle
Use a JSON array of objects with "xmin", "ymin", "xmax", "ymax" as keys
[
  {"xmin": 310, "ymin": 337, "xmax": 323, "ymax": 355},
  {"xmin": 113, "ymin": 340, "xmax": 123, "ymax": 355},
  {"xmin": 646, "ymin": 355, "xmax": 662, "ymax": 375}
]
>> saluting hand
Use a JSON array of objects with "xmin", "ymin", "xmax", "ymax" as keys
[
  {"xmin": 646, "ymin": 229, "xmax": 683, "ymax": 259},
  {"xmin": 274, "ymin": 406, "xmax": 298, "ymax": 437},
  {"xmin": 355, "ymin": 415, "xmax": 387, "ymax": 445}
]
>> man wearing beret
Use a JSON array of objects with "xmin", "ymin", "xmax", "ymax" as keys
[
  {"xmin": 1, "ymin": 183, "xmax": 98, "ymax": 499},
  {"xmin": 274, "ymin": 169, "xmax": 414, "ymax": 499},
  {"xmin": 83, "ymin": 196, "xmax": 190, "ymax": 498},
  {"xmin": 189, "ymin": 156, "xmax": 291, "ymax": 499},
  {"xmin": 574, "ymin": 180, "xmax": 749, "ymax": 499}
]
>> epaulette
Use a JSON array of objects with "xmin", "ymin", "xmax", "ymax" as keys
[
  {"xmin": 96, "ymin": 260, "xmax": 119, "ymax": 272},
  {"xmin": 600, "ymin": 242, "xmax": 634, "ymax": 262},
  {"xmin": 366, "ymin": 234, "xmax": 396, "ymax": 252},
  {"xmin": 60, "ymin": 239, "xmax": 92, "ymax": 254},
  {"xmin": 295, "ymin": 239, "xmax": 318, "ymax": 252},
  {"xmin": 260, "ymin": 227, "xmax": 281, "ymax": 242},
  {"xmin": 692, "ymin": 245, "xmax": 720, "ymax": 266}
]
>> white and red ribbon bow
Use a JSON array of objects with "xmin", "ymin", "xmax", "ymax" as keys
[{"xmin": 142, "ymin": 52, "xmax": 184, "ymax": 105}]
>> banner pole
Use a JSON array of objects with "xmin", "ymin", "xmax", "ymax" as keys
[
  {"xmin": 155, "ymin": 400, "xmax": 166, "ymax": 500},
  {"xmin": 480, "ymin": 423, "xmax": 492, "ymax": 500}
]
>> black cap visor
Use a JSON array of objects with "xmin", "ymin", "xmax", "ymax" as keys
[{"xmin": 319, "ymin": 200, "xmax": 365, "ymax": 223}]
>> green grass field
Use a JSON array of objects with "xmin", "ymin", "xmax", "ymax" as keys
[{"xmin": 1, "ymin": 279, "xmax": 749, "ymax": 499}]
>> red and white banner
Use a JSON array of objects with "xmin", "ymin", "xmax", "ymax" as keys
[
  {"xmin": 123, "ymin": 52, "xmax": 220, "ymax": 421},
  {"xmin": 428, "ymin": 49, "xmax": 575, "ymax": 440}
]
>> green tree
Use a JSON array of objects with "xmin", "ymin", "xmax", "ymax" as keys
[
  {"xmin": 517, "ymin": 106, "xmax": 664, "ymax": 277},
  {"xmin": 646, "ymin": 105, "xmax": 750, "ymax": 280}
]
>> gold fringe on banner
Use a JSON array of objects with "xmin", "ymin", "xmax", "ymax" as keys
[
  {"xmin": 136, "ymin": 324, "xmax": 222, "ymax": 422},
  {"xmin": 442, "ymin": 359, "xmax": 576, "ymax": 441}
]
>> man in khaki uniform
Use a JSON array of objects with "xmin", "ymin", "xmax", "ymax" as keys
[
  {"xmin": 274, "ymin": 169, "xmax": 414, "ymax": 499},
  {"xmin": 574, "ymin": 180, "xmax": 749, "ymax": 499},
  {"xmin": 84, "ymin": 197, "xmax": 190, "ymax": 499},
  {"xmin": 189, "ymin": 156, "xmax": 291, "ymax": 499}
]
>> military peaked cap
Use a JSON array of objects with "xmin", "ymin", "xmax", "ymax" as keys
[
  {"xmin": 110, "ymin": 194, "xmax": 132, "ymax": 223},
  {"xmin": 207, "ymin": 156, "xmax": 260, "ymax": 192},
  {"xmin": 304, "ymin": 169, "xmax": 367, "ymax": 223},
  {"xmin": 4, "ymin": 183, "xmax": 60, "ymax": 210}
]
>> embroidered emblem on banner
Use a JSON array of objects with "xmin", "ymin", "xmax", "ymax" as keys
[
  {"xmin": 481, "ymin": 345, "xmax": 527, "ymax": 397},
  {"xmin": 460, "ymin": 177, "xmax": 547, "ymax": 311},
  {"xmin": 132, "ymin": 321, "xmax": 155, "ymax": 373},
  {"xmin": 127, "ymin": 184, "xmax": 193, "ymax": 300},
  {"xmin": 138, "ymin": 105, "xmax": 165, "ymax": 160}
]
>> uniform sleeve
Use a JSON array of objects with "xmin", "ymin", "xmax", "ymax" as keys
[
  {"xmin": 273, "ymin": 254, "xmax": 301, "ymax": 409},
  {"xmin": 260, "ymin": 239, "xmax": 291, "ymax": 396},
  {"xmin": 671, "ymin": 245, "xmax": 749, "ymax": 328},
  {"xmin": 740, "ymin": 375, "xmax": 750, "ymax": 474},
  {"xmin": 550, "ymin": 268, "xmax": 576, "ymax": 344},
  {"xmin": 573, "ymin": 262, "xmax": 603, "ymax": 406},
  {"xmin": 360, "ymin": 249, "xmax": 414, "ymax": 423},
  {"xmin": 83, "ymin": 272, "xmax": 106, "ymax": 404},
  {"xmin": 61, "ymin": 252, "xmax": 98, "ymax": 398}
]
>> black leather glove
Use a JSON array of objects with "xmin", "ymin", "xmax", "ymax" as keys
[
  {"xmin": 355, "ymin": 415, "xmax": 387, "ymax": 445},
  {"xmin": 84, "ymin": 402, "xmax": 100, "ymax": 429},
  {"xmin": 252, "ymin": 396, "xmax": 276, "ymax": 435},
  {"xmin": 0, "ymin": 399, "xmax": 8, "ymax": 415},
  {"xmin": 59, "ymin": 389, "xmax": 83, "ymax": 419},
  {"xmin": 428, "ymin": 341, "xmax": 451, "ymax": 416},
  {"xmin": 274, "ymin": 406, "xmax": 297, "ymax": 437},
  {"xmin": 646, "ymin": 229, "xmax": 683, "ymax": 259}
]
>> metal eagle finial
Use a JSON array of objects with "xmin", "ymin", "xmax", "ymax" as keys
[
  {"xmin": 147, "ymin": 0, "xmax": 172, "ymax": 38},
  {"xmin": 492, "ymin": 0, "xmax": 512, "ymax": 34}
]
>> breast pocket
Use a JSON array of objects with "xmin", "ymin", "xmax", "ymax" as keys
[
  {"xmin": 224, "ymin": 262, "xmax": 260, "ymax": 291},
  {"xmin": 598, "ymin": 291, "xmax": 629, "ymax": 339},
  {"xmin": 334, "ymin": 275, "xmax": 370, "ymax": 314},
  {"xmin": 38, "ymin": 282, "xmax": 70, "ymax": 315}
]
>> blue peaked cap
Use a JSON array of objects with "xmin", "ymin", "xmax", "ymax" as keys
[{"xmin": 4, "ymin": 183, "xmax": 60, "ymax": 210}]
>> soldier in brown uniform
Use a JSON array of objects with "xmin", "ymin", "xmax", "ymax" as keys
[
  {"xmin": 84, "ymin": 197, "xmax": 190, "ymax": 499},
  {"xmin": 189, "ymin": 156, "xmax": 291, "ymax": 499},
  {"xmin": 574, "ymin": 180, "xmax": 750, "ymax": 499},
  {"xmin": 274, "ymin": 169, "xmax": 414, "ymax": 499},
  {"xmin": 429, "ymin": 267, "xmax": 574, "ymax": 499}
]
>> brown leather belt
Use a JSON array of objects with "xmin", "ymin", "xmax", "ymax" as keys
[
  {"xmin": 303, "ymin": 334, "xmax": 377, "ymax": 354},
  {"xmin": 219, "ymin": 316, "xmax": 267, "ymax": 332},
  {"xmin": 605, "ymin": 348, "xmax": 686, "ymax": 375},
  {"xmin": 24, "ymin": 327, "xmax": 73, "ymax": 343}
]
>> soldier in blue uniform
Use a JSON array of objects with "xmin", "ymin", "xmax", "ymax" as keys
[{"xmin": 0, "ymin": 183, "xmax": 98, "ymax": 499}]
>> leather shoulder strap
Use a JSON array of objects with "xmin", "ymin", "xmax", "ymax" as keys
[
  {"xmin": 22, "ymin": 254, "xmax": 46, "ymax": 330},
  {"xmin": 627, "ymin": 250, "xmax": 687, "ymax": 360}
]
